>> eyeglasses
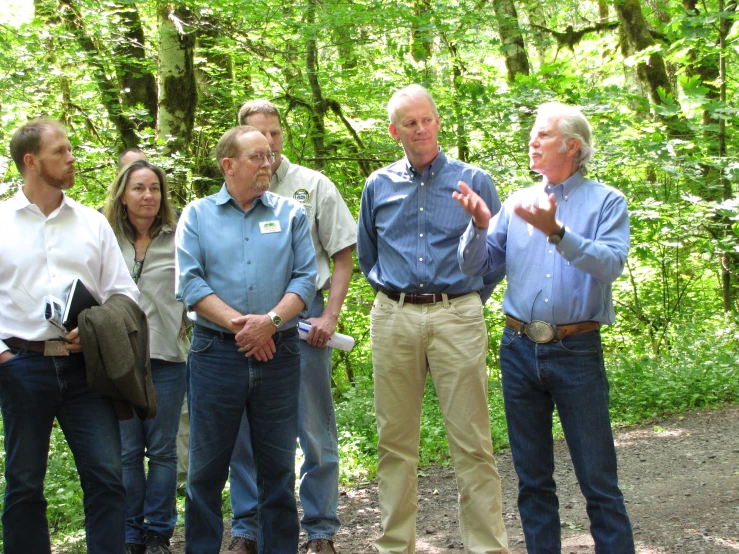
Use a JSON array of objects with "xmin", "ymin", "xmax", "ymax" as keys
[
  {"xmin": 132, "ymin": 259, "xmax": 144, "ymax": 284},
  {"xmin": 233, "ymin": 152, "xmax": 276, "ymax": 165}
]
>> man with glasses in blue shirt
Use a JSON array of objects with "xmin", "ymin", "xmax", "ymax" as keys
[
  {"xmin": 222, "ymin": 100, "xmax": 356, "ymax": 554},
  {"xmin": 175, "ymin": 125, "xmax": 317, "ymax": 554},
  {"xmin": 455, "ymin": 102, "xmax": 635, "ymax": 554},
  {"xmin": 357, "ymin": 85, "xmax": 508, "ymax": 554}
]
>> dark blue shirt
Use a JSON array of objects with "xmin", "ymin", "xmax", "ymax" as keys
[{"xmin": 358, "ymin": 149, "xmax": 503, "ymax": 301}]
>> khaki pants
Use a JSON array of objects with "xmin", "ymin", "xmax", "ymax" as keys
[{"xmin": 371, "ymin": 291, "xmax": 508, "ymax": 554}]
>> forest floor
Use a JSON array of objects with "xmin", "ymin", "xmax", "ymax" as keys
[{"xmin": 170, "ymin": 404, "xmax": 739, "ymax": 554}]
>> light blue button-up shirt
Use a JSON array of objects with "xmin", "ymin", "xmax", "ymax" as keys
[
  {"xmin": 358, "ymin": 149, "xmax": 504, "ymax": 301},
  {"xmin": 175, "ymin": 185, "xmax": 317, "ymax": 332},
  {"xmin": 459, "ymin": 171, "xmax": 629, "ymax": 325}
]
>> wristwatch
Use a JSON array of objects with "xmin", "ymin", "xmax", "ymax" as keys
[
  {"xmin": 267, "ymin": 311, "xmax": 282, "ymax": 328},
  {"xmin": 548, "ymin": 225, "xmax": 566, "ymax": 245}
]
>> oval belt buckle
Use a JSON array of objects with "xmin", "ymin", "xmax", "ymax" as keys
[{"xmin": 526, "ymin": 320, "xmax": 555, "ymax": 343}]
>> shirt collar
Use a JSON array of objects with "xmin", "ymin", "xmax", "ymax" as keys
[
  {"xmin": 8, "ymin": 188, "xmax": 31, "ymax": 211},
  {"xmin": 544, "ymin": 170, "xmax": 585, "ymax": 199},
  {"xmin": 404, "ymin": 147, "xmax": 446, "ymax": 178},
  {"xmin": 215, "ymin": 183, "xmax": 274, "ymax": 211},
  {"xmin": 214, "ymin": 183, "xmax": 233, "ymax": 206},
  {"xmin": 10, "ymin": 187, "xmax": 73, "ymax": 216},
  {"xmin": 272, "ymin": 155, "xmax": 291, "ymax": 185}
]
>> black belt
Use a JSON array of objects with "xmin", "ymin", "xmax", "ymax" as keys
[
  {"xmin": 379, "ymin": 287, "xmax": 470, "ymax": 305},
  {"xmin": 195, "ymin": 325, "xmax": 298, "ymax": 341},
  {"xmin": 505, "ymin": 315, "xmax": 599, "ymax": 343}
]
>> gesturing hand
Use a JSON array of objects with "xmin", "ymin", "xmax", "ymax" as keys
[{"xmin": 453, "ymin": 181, "xmax": 491, "ymax": 229}]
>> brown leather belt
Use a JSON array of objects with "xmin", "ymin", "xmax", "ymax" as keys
[
  {"xmin": 505, "ymin": 316, "xmax": 599, "ymax": 343},
  {"xmin": 5, "ymin": 337, "xmax": 70, "ymax": 356},
  {"xmin": 379, "ymin": 287, "xmax": 469, "ymax": 305}
]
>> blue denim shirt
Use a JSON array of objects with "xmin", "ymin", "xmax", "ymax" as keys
[
  {"xmin": 459, "ymin": 171, "xmax": 629, "ymax": 325},
  {"xmin": 358, "ymin": 149, "xmax": 503, "ymax": 301},
  {"xmin": 175, "ymin": 185, "xmax": 317, "ymax": 332}
]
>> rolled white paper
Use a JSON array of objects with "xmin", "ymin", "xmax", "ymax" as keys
[{"xmin": 297, "ymin": 321, "xmax": 355, "ymax": 352}]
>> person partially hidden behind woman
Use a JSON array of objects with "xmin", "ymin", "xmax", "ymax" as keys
[{"xmin": 104, "ymin": 160, "xmax": 190, "ymax": 554}]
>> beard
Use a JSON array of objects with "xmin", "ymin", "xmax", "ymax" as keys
[
  {"xmin": 39, "ymin": 160, "xmax": 75, "ymax": 190},
  {"xmin": 251, "ymin": 172, "xmax": 271, "ymax": 192}
]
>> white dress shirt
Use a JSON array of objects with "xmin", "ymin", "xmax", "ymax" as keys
[{"xmin": 0, "ymin": 189, "xmax": 139, "ymax": 354}]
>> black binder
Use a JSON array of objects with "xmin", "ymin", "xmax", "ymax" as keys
[{"xmin": 62, "ymin": 279, "xmax": 100, "ymax": 331}]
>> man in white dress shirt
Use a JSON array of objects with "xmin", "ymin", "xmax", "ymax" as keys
[{"xmin": 0, "ymin": 119, "xmax": 139, "ymax": 554}]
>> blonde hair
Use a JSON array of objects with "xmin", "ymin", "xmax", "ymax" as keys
[
  {"xmin": 215, "ymin": 125, "xmax": 260, "ymax": 176},
  {"xmin": 387, "ymin": 84, "xmax": 439, "ymax": 125},
  {"xmin": 103, "ymin": 160, "xmax": 178, "ymax": 242}
]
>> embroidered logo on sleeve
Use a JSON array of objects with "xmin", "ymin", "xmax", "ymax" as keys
[
  {"xmin": 293, "ymin": 189, "xmax": 310, "ymax": 203},
  {"xmin": 259, "ymin": 220, "xmax": 282, "ymax": 234}
]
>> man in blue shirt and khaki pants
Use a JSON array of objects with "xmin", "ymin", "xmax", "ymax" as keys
[
  {"xmin": 455, "ymin": 102, "xmax": 635, "ymax": 554},
  {"xmin": 175, "ymin": 125, "xmax": 317, "ymax": 554},
  {"xmin": 357, "ymin": 84, "xmax": 509, "ymax": 554}
]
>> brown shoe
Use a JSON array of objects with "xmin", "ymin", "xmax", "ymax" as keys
[
  {"xmin": 305, "ymin": 539, "xmax": 336, "ymax": 554},
  {"xmin": 222, "ymin": 537, "xmax": 258, "ymax": 554}
]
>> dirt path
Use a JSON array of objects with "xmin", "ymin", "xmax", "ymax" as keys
[{"xmin": 171, "ymin": 404, "xmax": 739, "ymax": 553}]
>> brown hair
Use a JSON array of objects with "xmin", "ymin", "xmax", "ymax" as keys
[
  {"xmin": 238, "ymin": 99, "xmax": 282, "ymax": 126},
  {"xmin": 103, "ymin": 160, "xmax": 178, "ymax": 242},
  {"xmin": 9, "ymin": 118, "xmax": 67, "ymax": 175}
]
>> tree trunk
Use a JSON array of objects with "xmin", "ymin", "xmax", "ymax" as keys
[
  {"xmin": 614, "ymin": 0, "xmax": 677, "ymax": 112},
  {"xmin": 305, "ymin": 0, "xmax": 327, "ymax": 170},
  {"xmin": 491, "ymin": 0, "xmax": 530, "ymax": 82},
  {"xmin": 719, "ymin": 0, "xmax": 737, "ymax": 310},
  {"xmin": 452, "ymin": 63, "xmax": 469, "ymax": 163},
  {"xmin": 62, "ymin": 0, "xmax": 139, "ymax": 148},
  {"xmin": 192, "ymin": 21, "xmax": 236, "ymax": 196},
  {"xmin": 444, "ymin": 38, "xmax": 469, "ymax": 162},
  {"xmin": 157, "ymin": 3, "xmax": 197, "ymax": 156},
  {"xmin": 523, "ymin": 6, "xmax": 548, "ymax": 66},
  {"xmin": 113, "ymin": 1, "xmax": 158, "ymax": 130},
  {"xmin": 411, "ymin": 0, "xmax": 434, "ymax": 62},
  {"xmin": 35, "ymin": 0, "xmax": 72, "ymax": 127}
]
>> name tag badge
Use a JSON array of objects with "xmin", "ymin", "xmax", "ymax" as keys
[{"xmin": 259, "ymin": 220, "xmax": 282, "ymax": 234}]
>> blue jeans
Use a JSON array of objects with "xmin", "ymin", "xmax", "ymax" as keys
[
  {"xmin": 185, "ymin": 327, "xmax": 301, "ymax": 554},
  {"xmin": 499, "ymin": 327, "xmax": 635, "ymax": 554},
  {"xmin": 230, "ymin": 293, "xmax": 340, "ymax": 541},
  {"xmin": 0, "ymin": 348, "xmax": 125, "ymax": 554},
  {"xmin": 120, "ymin": 359, "xmax": 186, "ymax": 544}
]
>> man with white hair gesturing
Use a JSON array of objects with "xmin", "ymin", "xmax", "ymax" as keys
[{"xmin": 455, "ymin": 102, "xmax": 635, "ymax": 554}]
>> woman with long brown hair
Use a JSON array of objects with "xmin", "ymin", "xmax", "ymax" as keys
[{"xmin": 103, "ymin": 160, "xmax": 188, "ymax": 554}]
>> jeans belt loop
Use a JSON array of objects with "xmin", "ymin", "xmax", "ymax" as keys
[{"xmin": 398, "ymin": 292, "xmax": 406, "ymax": 308}]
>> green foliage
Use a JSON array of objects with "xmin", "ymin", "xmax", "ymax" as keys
[
  {"xmin": 1, "ymin": 0, "xmax": 739, "ymax": 549},
  {"xmin": 606, "ymin": 315, "xmax": 739, "ymax": 423},
  {"xmin": 334, "ymin": 375, "xmax": 378, "ymax": 482}
]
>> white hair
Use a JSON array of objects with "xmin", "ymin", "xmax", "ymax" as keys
[
  {"xmin": 537, "ymin": 102, "xmax": 595, "ymax": 174},
  {"xmin": 387, "ymin": 84, "xmax": 439, "ymax": 125}
]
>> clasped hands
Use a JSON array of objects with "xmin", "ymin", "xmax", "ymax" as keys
[
  {"xmin": 231, "ymin": 314, "xmax": 276, "ymax": 362},
  {"xmin": 453, "ymin": 181, "xmax": 562, "ymax": 237}
]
